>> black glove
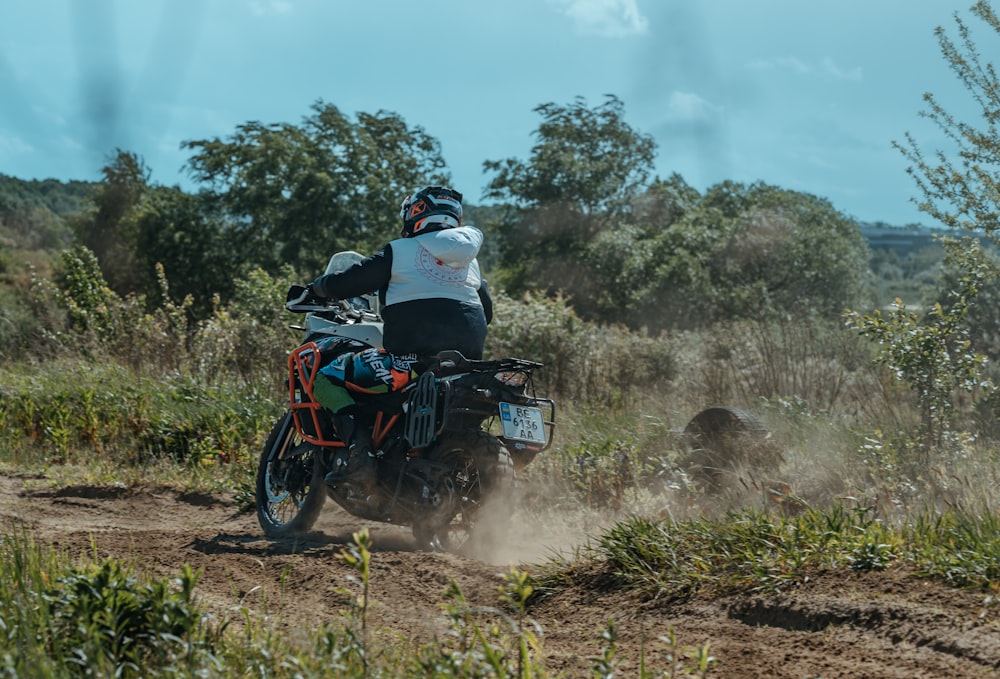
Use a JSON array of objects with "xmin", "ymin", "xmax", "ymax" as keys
[{"xmin": 285, "ymin": 284, "xmax": 315, "ymax": 308}]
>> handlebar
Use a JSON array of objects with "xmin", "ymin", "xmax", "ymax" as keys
[{"xmin": 285, "ymin": 285, "xmax": 380, "ymax": 323}]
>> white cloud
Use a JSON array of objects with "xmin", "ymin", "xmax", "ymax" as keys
[
  {"xmin": 0, "ymin": 133, "xmax": 34, "ymax": 155},
  {"xmin": 665, "ymin": 91, "xmax": 722, "ymax": 123},
  {"xmin": 58, "ymin": 134, "xmax": 85, "ymax": 152},
  {"xmin": 30, "ymin": 103, "xmax": 68, "ymax": 128},
  {"xmin": 250, "ymin": 1, "xmax": 293, "ymax": 16},
  {"xmin": 548, "ymin": 0, "xmax": 649, "ymax": 37},
  {"xmin": 822, "ymin": 57, "xmax": 862, "ymax": 81},
  {"xmin": 746, "ymin": 56, "xmax": 811, "ymax": 75},
  {"xmin": 746, "ymin": 56, "xmax": 862, "ymax": 81}
]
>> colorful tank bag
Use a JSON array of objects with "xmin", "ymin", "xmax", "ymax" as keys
[{"xmin": 314, "ymin": 347, "xmax": 418, "ymax": 413}]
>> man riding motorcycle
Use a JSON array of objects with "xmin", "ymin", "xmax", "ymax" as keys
[{"xmin": 287, "ymin": 186, "xmax": 493, "ymax": 491}]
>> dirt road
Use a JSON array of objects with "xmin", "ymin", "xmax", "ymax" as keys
[{"xmin": 1, "ymin": 473, "xmax": 997, "ymax": 678}]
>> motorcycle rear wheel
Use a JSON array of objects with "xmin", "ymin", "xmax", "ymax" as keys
[
  {"xmin": 256, "ymin": 412, "xmax": 327, "ymax": 537},
  {"xmin": 412, "ymin": 430, "xmax": 515, "ymax": 553}
]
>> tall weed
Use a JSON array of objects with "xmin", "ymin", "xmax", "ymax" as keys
[
  {"xmin": 688, "ymin": 315, "xmax": 886, "ymax": 420},
  {"xmin": 25, "ymin": 245, "xmax": 297, "ymax": 388},
  {"xmin": 8, "ymin": 247, "xmax": 1000, "ymax": 557},
  {"xmin": 486, "ymin": 291, "xmax": 676, "ymax": 407}
]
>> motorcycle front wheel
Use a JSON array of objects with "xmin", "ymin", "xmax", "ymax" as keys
[
  {"xmin": 412, "ymin": 429, "xmax": 515, "ymax": 553},
  {"xmin": 256, "ymin": 411, "xmax": 327, "ymax": 537}
]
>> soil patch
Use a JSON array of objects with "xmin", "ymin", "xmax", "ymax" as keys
[{"xmin": 1, "ymin": 473, "xmax": 996, "ymax": 678}]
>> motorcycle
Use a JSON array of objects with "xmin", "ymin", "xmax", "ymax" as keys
[{"xmin": 255, "ymin": 252, "xmax": 556, "ymax": 551}]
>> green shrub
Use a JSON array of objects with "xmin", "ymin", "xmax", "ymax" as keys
[
  {"xmin": 0, "ymin": 531, "xmax": 214, "ymax": 678},
  {"xmin": 42, "ymin": 560, "xmax": 210, "ymax": 677},
  {"xmin": 188, "ymin": 265, "xmax": 299, "ymax": 386},
  {"xmin": 847, "ymin": 237, "xmax": 997, "ymax": 454}
]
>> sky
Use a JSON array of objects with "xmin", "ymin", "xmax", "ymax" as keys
[{"xmin": 0, "ymin": 0, "xmax": 990, "ymax": 227}]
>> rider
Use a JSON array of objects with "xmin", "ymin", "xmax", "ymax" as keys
[{"xmin": 292, "ymin": 186, "xmax": 493, "ymax": 491}]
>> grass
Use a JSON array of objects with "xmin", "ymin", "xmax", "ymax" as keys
[
  {"xmin": 0, "ymin": 524, "xmax": 722, "ymax": 678},
  {"xmin": 533, "ymin": 503, "xmax": 1000, "ymax": 605},
  {"xmin": 0, "ymin": 530, "xmax": 213, "ymax": 677},
  {"xmin": 0, "ymin": 358, "xmax": 279, "ymax": 488}
]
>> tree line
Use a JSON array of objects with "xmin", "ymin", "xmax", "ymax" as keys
[{"xmin": 1, "ymin": 95, "xmax": 874, "ymax": 332}]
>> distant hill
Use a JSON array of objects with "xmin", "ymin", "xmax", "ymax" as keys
[
  {"xmin": 0, "ymin": 174, "xmax": 94, "ymax": 217},
  {"xmin": 858, "ymin": 221, "xmax": 953, "ymax": 258},
  {"xmin": 0, "ymin": 174, "xmax": 95, "ymax": 255}
]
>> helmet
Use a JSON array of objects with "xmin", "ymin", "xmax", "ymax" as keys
[{"xmin": 399, "ymin": 186, "xmax": 463, "ymax": 238}]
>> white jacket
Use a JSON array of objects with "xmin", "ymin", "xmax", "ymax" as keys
[{"xmin": 384, "ymin": 226, "xmax": 484, "ymax": 307}]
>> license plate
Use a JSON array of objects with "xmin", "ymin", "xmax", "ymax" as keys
[{"xmin": 499, "ymin": 402, "xmax": 547, "ymax": 445}]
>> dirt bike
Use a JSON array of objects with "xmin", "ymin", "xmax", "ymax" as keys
[{"xmin": 255, "ymin": 252, "xmax": 555, "ymax": 551}]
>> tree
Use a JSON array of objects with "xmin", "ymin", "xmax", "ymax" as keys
[
  {"xmin": 70, "ymin": 150, "xmax": 150, "ymax": 295},
  {"xmin": 481, "ymin": 96, "xmax": 866, "ymax": 328},
  {"xmin": 942, "ymin": 246, "xmax": 1000, "ymax": 360},
  {"xmin": 578, "ymin": 173, "xmax": 701, "ymax": 324},
  {"xmin": 483, "ymin": 95, "xmax": 656, "ymax": 216},
  {"xmin": 634, "ymin": 182, "xmax": 869, "ymax": 330},
  {"xmin": 895, "ymin": 1, "xmax": 1000, "ymax": 245},
  {"xmin": 850, "ymin": 2, "xmax": 1000, "ymax": 455},
  {"xmin": 481, "ymin": 95, "xmax": 657, "ymax": 300},
  {"xmin": 0, "ymin": 175, "xmax": 87, "ymax": 254},
  {"xmin": 704, "ymin": 183, "xmax": 869, "ymax": 319},
  {"xmin": 133, "ymin": 187, "xmax": 236, "ymax": 318},
  {"xmin": 183, "ymin": 101, "xmax": 450, "ymax": 275}
]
